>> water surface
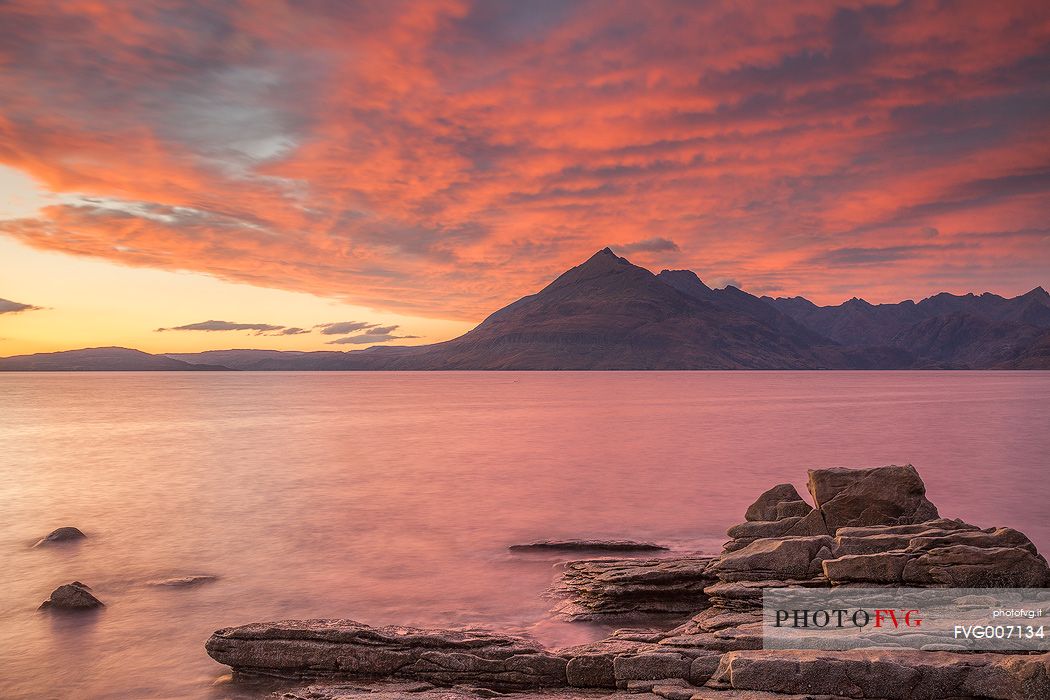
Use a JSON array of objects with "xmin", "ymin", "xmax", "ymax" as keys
[{"xmin": 1, "ymin": 371, "xmax": 1047, "ymax": 698}]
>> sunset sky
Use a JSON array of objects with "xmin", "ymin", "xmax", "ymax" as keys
[{"xmin": 1, "ymin": 0, "xmax": 1048, "ymax": 354}]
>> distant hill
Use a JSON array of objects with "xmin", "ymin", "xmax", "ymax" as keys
[
  {"xmin": 164, "ymin": 349, "xmax": 360, "ymax": 371},
  {"xmin": 4, "ymin": 251, "xmax": 1049, "ymax": 370},
  {"xmin": 0, "ymin": 347, "xmax": 231, "ymax": 371}
]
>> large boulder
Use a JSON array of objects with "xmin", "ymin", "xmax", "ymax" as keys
[
  {"xmin": 205, "ymin": 619, "xmax": 568, "ymax": 690},
  {"xmin": 744, "ymin": 484, "xmax": 812, "ymax": 522},
  {"xmin": 807, "ymin": 465, "xmax": 939, "ymax": 529},
  {"xmin": 39, "ymin": 581, "xmax": 103, "ymax": 610}
]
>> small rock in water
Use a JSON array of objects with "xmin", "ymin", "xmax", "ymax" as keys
[
  {"xmin": 33, "ymin": 526, "xmax": 86, "ymax": 547},
  {"xmin": 39, "ymin": 581, "xmax": 104, "ymax": 610},
  {"xmin": 509, "ymin": 539, "xmax": 668, "ymax": 552},
  {"xmin": 147, "ymin": 575, "xmax": 218, "ymax": 587}
]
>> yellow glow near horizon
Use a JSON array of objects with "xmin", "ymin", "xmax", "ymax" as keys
[{"xmin": 0, "ymin": 236, "xmax": 473, "ymax": 356}]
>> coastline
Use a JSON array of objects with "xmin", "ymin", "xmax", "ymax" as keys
[{"xmin": 204, "ymin": 465, "xmax": 1050, "ymax": 699}]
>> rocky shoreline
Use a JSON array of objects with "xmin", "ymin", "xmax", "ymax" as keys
[{"xmin": 206, "ymin": 465, "xmax": 1050, "ymax": 699}]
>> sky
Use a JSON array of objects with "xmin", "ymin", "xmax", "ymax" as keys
[{"xmin": 1, "ymin": 0, "xmax": 1048, "ymax": 355}]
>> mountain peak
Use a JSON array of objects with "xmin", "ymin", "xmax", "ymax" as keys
[
  {"xmin": 538, "ymin": 247, "xmax": 644, "ymax": 293},
  {"xmin": 577, "ymin": 247, "xmax": 632, "ymax": 272},
  {"xmin": 582, "ymin": 246, "xmax": 629, "ymax": 266},
  {"xmin": 1020, "ymin": 285, "xmax": 1049, "ymax": 299}
]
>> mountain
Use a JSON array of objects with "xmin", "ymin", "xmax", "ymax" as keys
[
  {"xmin": 338, "ymin": 248, "xmax": 862, "ymax": 369},
  {"xmin": 0, "ymin": 347, "xmax": 231, "ymax": 371},
  {"xmin": 170, "ymin": 249, "xmax": 861, "ymax": 370},
  {"xmin": 4, "ymin": 251, "xmax": 1048, "ymax": 370},
  {"xmin": 657, "ymin": 269, "xmax": 830, "ymax": 344},
  {"xmin": 889, "ymin": 314, "xmax": 1050, "ymax": 369},
  {"xmin": 763, "ymin": 287, "xmax": 1050, "ymax": 347}
]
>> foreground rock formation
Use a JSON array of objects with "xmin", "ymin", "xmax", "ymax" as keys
[{"xmin": 207, "ymin": 464, "xmax": 1050, "ymax": 699}]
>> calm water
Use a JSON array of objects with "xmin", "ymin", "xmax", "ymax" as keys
[{"xmin": 1, "ymin": 371, "xmax": 1048, "ymax": 699}]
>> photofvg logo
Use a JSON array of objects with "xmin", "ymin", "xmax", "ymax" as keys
[
  {"xmin": 774, "ymin": 607, "xmax": 923, "ymax": 630},
  {"xmin": 762, "ymin": 588, "xmax": 1050, "ymax": 651}
]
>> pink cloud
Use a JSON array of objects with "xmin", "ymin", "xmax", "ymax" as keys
[{"xmin": 0, "ymin": 0, "xmax": 1047, "ymax": 316}]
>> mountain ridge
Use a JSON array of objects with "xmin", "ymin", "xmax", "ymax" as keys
[{"xmin": 2, "ymin": 251, "xmax": 1048, "ymax": 370}]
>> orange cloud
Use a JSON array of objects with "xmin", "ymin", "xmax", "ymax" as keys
[{"xmin": 0, "ymin": 0, "xmax": 1048, "ymax": 317}]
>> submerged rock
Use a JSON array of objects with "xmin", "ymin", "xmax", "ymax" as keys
[
  {"xmin": 33, "ymin": 526, "xmax": 86, "ymax": 547},
  {"xmin": 147, "ymin": 575, "xmax": 218, "ymax": 587},
  {"xmin": 205, "ymin": 619, "xmax": 568, "ymax": 690},
  {"xmin": 509, "ymin": 540, "xmax": 668, "ymax": 552},
  {"xmin": 39, "ymin": 581, "xmax": 103, "ymax": 610}
]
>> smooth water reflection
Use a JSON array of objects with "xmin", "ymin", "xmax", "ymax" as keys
[{"xmin": 1, "ymin": 371, "xmax": 1047, "ymax": 698}]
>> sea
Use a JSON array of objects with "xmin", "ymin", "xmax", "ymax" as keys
[{"xmin": 1, "ymin": 371, "xmax": 1047, "ymax": 698}]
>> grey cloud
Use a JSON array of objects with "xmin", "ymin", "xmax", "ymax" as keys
[
  {"xmin": 808, "ymin": 242, "xmax": 971, "ymax": 266},
  {"xmin": 316, "ymin": 321, "xmax": 379, "ymax": 335},
  {"xmin": 0, "ymin": 298, "xmax": 42, "ymax": 314},
  {"xmin": 156, "ymin": 320, "xmax": 287, "ymax": 334},
  {"xmin": 326, "ymin": 325, "xmax": 419, "ymax": 345},
  {"xmin": 278, "ymin": 327, "xmax": 309, "ymax": 335},
  {"xmin": 616, "ymin": 237, "xmax": 680, "ymax": 254}
]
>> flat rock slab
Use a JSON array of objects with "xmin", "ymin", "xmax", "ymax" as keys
[
  {"xmin": 709, "ymin": 649, "xmax": 1050, "ymax": 700},
  {"xmin": 279, "ymin": 683, "xmax": 644, "ymax": 699},
  {"xmin": 511, "ymin": 540, "xmax": 669, "ymax": 552},
  {"xmin": 206, "ymin": 619, "xmax": 568, "ymax": 690},
  {"xmin": 277, "ymin": 680, "xmax": 851, "ymax": 699},
  {"xmin": 553, "ymin": 556, "xmax": 717, "ymax": 620}
]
